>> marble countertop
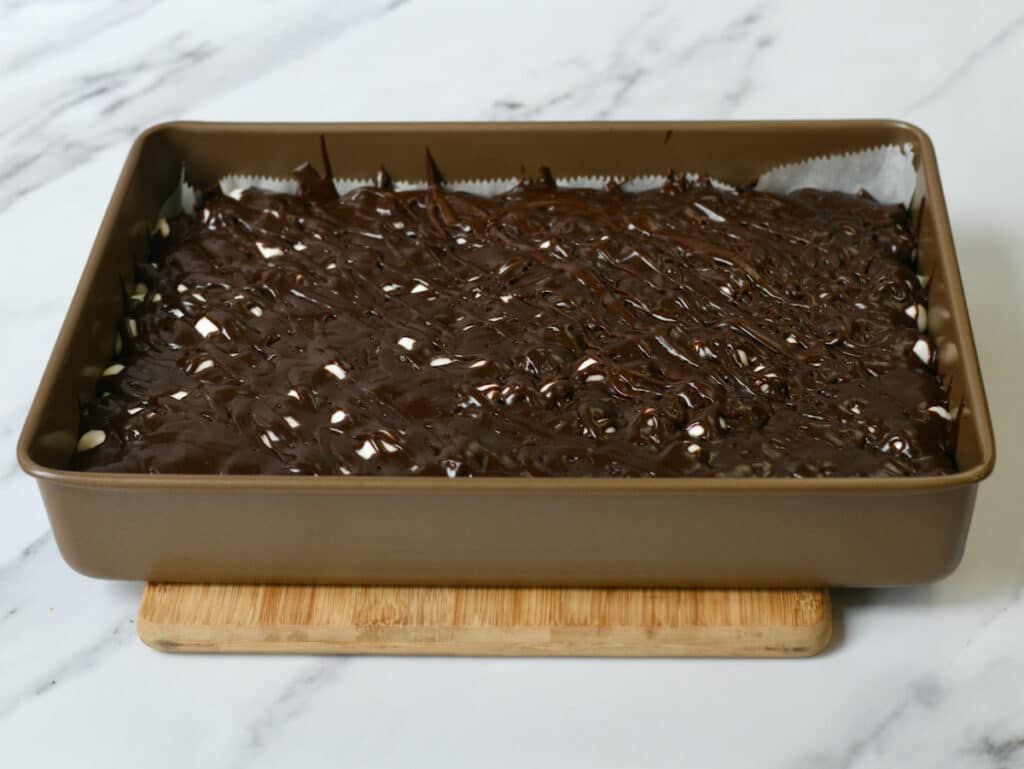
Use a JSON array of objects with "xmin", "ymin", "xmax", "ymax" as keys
[{"xmin": 2, "ymin": 1, "xmax": 1022, "ymax": 766}]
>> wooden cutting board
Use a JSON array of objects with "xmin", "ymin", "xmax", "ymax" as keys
[{"xmin": 138, "ymin": 583, "xmax": 830, "ymax": 657}]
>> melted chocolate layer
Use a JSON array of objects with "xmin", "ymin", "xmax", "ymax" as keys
[{"xmin": 74, "ymin": 164, "xmax": 955, "ymax": 477}]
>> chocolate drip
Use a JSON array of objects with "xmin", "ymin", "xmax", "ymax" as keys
[{"xmin": 73, "ymin": 159, "xmax": 955, "ymax": 477}]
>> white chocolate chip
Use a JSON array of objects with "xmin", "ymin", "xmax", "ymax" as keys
[
  {"xmin": 356, "ymin": 440, "xmax": 377, "ymax": 460},
  {"xmin": 249, "ymin": 306, "xmax": 263, "ymax": 317},
  {"xmin": 410, "ymin": 282, "xmax": 429, "ymax": 294},
  {"xmin": 686, "ymin": 443, "xmax": 702, "ymax": 454},
  {"xmin": 585, "ymin": 373, "xmax": 605, "ymax": 383},
  {"xmin": 382, "ymin": 283, "xmax": 401, "ymax": 293},
  {"xmin": 256, "ymin": 242, "xmax": 284, "ymax": 259},
  {"xmin": 194, "ymin": 360, "xmax": 214, "ymax": 374},
  {"xmin": 693, "ymin": 202, "xmax": 726, "ymax": 222},
  {"xmin": 912, "ymin": 338, "xmax": 932, "ymax": 365},
  {"xmin": 228, "ymin": 188, "xmax": 244, "ymax": 201},
  {"xmin": 577, "ymin": 357, "xmax": 598, "ymax": 372},
  {"xmin": 324, "ymin": 362, "xmax": 347, "ymax": 380},
  {"xmin": 330, "ymin": 409, "xmax": 348, "ymax": 425},
  {"xmin": 284, "ymin": 416, "xmax": 300, "ymax": 429},
  {"xmin": 194, "ymin": 316, "xmax": 219, "ymax": 338},
  {"xmin": 103, "ymin": 363, "xmax": 125, "ymax": 376},
  {"xmin": 905, "ymin": 304, "xmax": 929, "ymax": 332},
  {"xmin": 392, "ymin": 221, "xmax": 405, "ymax": 230},
  {"xmin": 470, "ymin": 360, "xmax": 488, "ymax": 368},
  {"xmin": 736, "ymin": 349, "xmax": 749, "ymax": 366},
  {"xmin": 904, "ymin": 303, "xmax": 928, "ymax": 332},
  {"xmin": 397, "ymin": 337, "xmax": 416, "ymax": 351},
  {"xmin": 76, "ymin": 430, "xmax": 106, "ymax": 452},
  {"xmin": 154, "ymin": 219, "xmax": 170, "ymax": 238},
  {"xmin": 151, "ymin": 293, "xmax": 162, "ymax": 302},
  {"xmin": 191, "ymin": 292, "xmax": 206, "ymax": 302},
  {"xmin": 260, "ymin": 433, "xmax": 272, "ymax": 448},
  {"xmin": 293, "ymin": 243, "xmax": 307, "ymax": 252},
  {"xmin": 126, "ymin": 407, "xmax": 143, "ymax": 416},
  {"xmin": 430, "ymin": 356, "xmax": 454, "ymax": 367},
  {"xmin": 177, "ymin": 284, "xmax": 188, "ymax": 294},
  {"xmin": 539, "ymin": 240, "xmax": 551, "ymax": 249},
  {"xmin": 686, "ymin": 423, "xmax": 706, "ymax": 438},
  {"xmin": 287, "ymin": 389, "xmax": 301, "ymax": 400},
  {"xmin": 380, "ymin": 439, "xmax": 400, "ymax": 453},
  {"xmin": 928, "ymin": 405, "xmax": 953, "ymax": 420},
  {"xmin": 170, "ymin": 390, "xmax": 188, "ymax": 400}
]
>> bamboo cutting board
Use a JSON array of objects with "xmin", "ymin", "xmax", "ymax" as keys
[{"xmin": 138, "ymin": 584, "xmax": 830, "ymax": 657}]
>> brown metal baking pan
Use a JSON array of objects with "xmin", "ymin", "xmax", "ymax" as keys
[{"xmin": 17, "ymin": 121, "xmax": 995, "ymax": 587}]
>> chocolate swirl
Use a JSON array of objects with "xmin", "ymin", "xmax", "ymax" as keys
[{"xmin": 73, "ymin": 156, "xmax": 955, "ymax": 477}]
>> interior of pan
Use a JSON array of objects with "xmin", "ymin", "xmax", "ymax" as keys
[{"xmin": 18, "ymin": 121, "xmax": 995, "ymax": 484}]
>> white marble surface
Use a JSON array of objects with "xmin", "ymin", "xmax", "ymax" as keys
[{"xmin": 2, "ymin": 1, "xmax": 1023, "ymax": 766}]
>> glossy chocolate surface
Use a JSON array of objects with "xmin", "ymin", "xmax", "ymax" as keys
[{"xmin": 74, "ymin": 159, "xmax": 954, "ymax": 476}]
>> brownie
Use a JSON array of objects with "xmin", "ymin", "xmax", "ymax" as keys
[{"xmin": 72, "ymin": 155, "xmax": 955, "ymax": 477}]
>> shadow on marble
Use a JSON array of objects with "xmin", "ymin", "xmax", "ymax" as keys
[{"xmin": 103, "ymin": 580, "xmax": 145, "ymax": 602}]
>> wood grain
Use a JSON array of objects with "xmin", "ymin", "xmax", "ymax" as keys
[{"xmin": 138, "ymin": 583, "xmax": 831, "ymax": 657}]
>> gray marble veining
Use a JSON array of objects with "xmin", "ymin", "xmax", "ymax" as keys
[{"xmin": 1, "ymin": 1, "xmax": 1022, "ymax": 767}]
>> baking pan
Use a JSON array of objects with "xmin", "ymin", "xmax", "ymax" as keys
[{"xmin": 17, "ymin": 121, "xmax": 995, "ymax": 587}]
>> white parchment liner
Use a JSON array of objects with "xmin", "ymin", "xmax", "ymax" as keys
[{"xmin": 158, "ymin": 142, "xmax": 920, "ymax": 221}]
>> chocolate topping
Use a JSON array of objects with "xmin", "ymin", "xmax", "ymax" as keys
[{"xmin": 73, "ymin": 160, "xmax": 955, "ymax": 477}]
